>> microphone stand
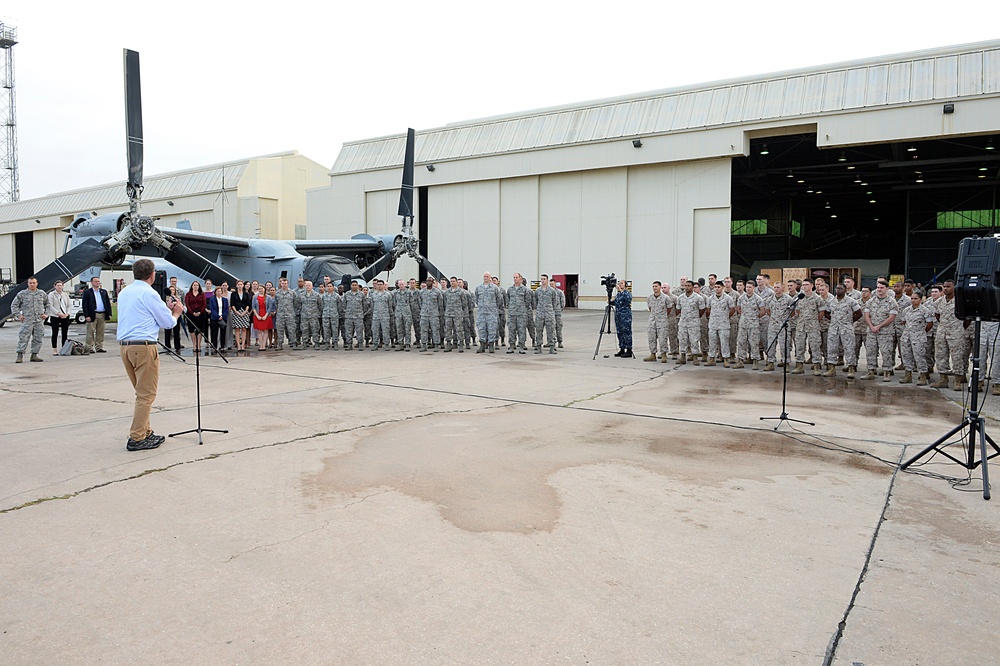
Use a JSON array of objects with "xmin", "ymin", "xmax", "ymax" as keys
[
  {"xmin": 157, "ymin": 340, "xmax": 186, "ymax": 364},
  {"xmin": 169, "ymin": 312, "xmax": 229, "ymax": 445},
  {"xmin": 760, "ymin": 294, "xmax": 814, "ymax": 431}
]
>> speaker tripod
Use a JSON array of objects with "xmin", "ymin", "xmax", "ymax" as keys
[{"xmin": 901, "ymin": 317, "xmax": 998, "ymax": 500}]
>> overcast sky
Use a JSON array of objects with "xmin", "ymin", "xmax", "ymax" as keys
[{"xmin": 3, "ymin": 1, "xmax": 997, "ymax": 201}]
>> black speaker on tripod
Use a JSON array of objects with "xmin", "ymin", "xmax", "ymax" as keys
[
  {"xmin": 903, "ymin": 235, "xmax": 1000, "ymax": 499},
  {"xmin": 954, "ymin": 235, "xmax": 1000, "ymax": 320}
]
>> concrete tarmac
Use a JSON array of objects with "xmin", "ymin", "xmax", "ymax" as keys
[{"xmin": 0, "ymin": 310, "xmax": 997, "ymax": 664}]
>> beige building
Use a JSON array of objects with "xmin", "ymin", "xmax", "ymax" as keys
[{"xmin": 0, "ymin": 151, "xmax": 329, "ymax": 284}]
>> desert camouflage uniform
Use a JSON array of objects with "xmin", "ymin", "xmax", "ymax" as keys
[
  {"xmin": 757, "ymin": 285, "xmax": 774, "ymax": 359},
  {"xmin": 826, "ymin": 296, "xmax": 861, "ymax": 367},
  {"xmin": 794, "ymin": 293, "xmax": 823, "ymax": 364},
  {"xmin": 900, "ymin": 302, "xmax": 934, "ymax": 374},
  {"xmin": 736, "ymin": 292, "xmax": 764, "ymax": 363},
  {"xmin": 647, "ymin": 292, "xmax": 671, "ymax": 357},
  {"xmin": 665, "ymin": 292, "xmax": 679, "ymax": 355},
  {"xmin": 676, "ymin": 292, "xmax": 704, "ymax": 356},
  {"xmin": 934, "ymin": 296, "xmax": 969, "ymax": 378},
  {"xmin": 705, "ymin": 292, "xmax": 734, "ymax": 360},
  {"xmin": 864, "ymin": 294, "xmax": 898, "ymax": 372},
  {"xmin": 765, "ymin": 292, "xmax": 795, "ymax": 364}
]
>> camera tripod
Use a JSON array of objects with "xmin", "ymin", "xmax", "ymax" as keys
[
  {"xmin": 901, "ymin": 317, "xmax": 997, "ymax": 500},
  {"xmin": 593, "ymin": 291, "xmax": 617, "ymax": 360}
]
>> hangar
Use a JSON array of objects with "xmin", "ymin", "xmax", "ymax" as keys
[
  {"xmin": 307, "ymin": 40, "xmax": 1000, "ymax": 308},
  {"xmin": 0, "ymin": 151, "xmax": 329, "ymax": 285}
]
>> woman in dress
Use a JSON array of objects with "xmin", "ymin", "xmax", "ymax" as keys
[
  {"xmin": 46, "ymin": 280, "xmax": 72, "ymax": 355},
  {"xmin": 184, "ymin": 281, "xmax": 208, "ymax": 355},
  {"xmin": 247, "ymin": 280, "xmax": 260, "ymax": 347},
  {"xmin": 266, "ymin": 285, "xmax": 278, "ymax": 350},
  {"xmin": 163, "ymin": 285, "xmax": 184, "ymax": 352},
  {"xmin": 253, "ymin": 284, "xmax": 274, "ymax": 350},
  {"xmin": 230, "ymin": 280, "xmax": 253, "ymax": 353}
]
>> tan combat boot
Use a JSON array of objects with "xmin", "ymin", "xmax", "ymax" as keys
[
  {"xmin": 790, "ymin": 362, "xmax": 805, "ymax": 374},
  {"xmin": 702, "ymin": 352, "xmax": 709, "ymax": 363},
  {"xmin": 899, "ymin": 371, "xmax": 913, "ymax": 384},
  {"xmin": 691, "ymin": 356, "xmax": 701, "ymax": 366},
  {"xmin": 954, "ymin": 375, "xmax": 966, "ymax": 392},
  {"xmin": 723, "ymin": 359, "xmax": 731, "ymax": 368},
  {"xmin": 659, "ymin": 352, "xmax": 668, "ymax": 362},
  {"xmin": 763, "ymin": 362, "xmax": 775, "ymax": 372},
  {"xmin": 751, "ymin": 360, "xmax": 759, "ymax": 371},
  {"xmin": 823, "ymin": 365, "xmax": 836, "ymax": 377},
  {"xmin": 734, "ymin": 360, "xmax": 745, "ymax": 369},
  {"xmin": 860, "ymin": 368, "xmax": 876, "ymax": 380},
  {"xmin": 661, "ymin": 354, "xmax": 670, "ymax": 363},
  {"xmin": 705, "ymin": 357, "xmax": 717, "ymax": 367},
  {"xmin": 643, "ymin": 353, "xmax": 657, "ymax": 362},
  {"xmin": 676, "ymin": 353, "xmax": 687, "ymax": 365},
  {"xmin": 812, "ymin": 363, "xmax": 822, "ymax": 376},
  {"xmin": 993, "ymin": 382, "xmax": 1000, "ymax": 396},
  {"xmin": 882, "ymin": 371, "xmax": 892, "ymax": 382},
  {"xmin": 930, "ymin": 374, "xmax": 950, "ymax": 389},
  {"xmin": 917, "ymin": 373, "xmax": 929, "ymax": 386},
  {"xmin": 847, "ymin": 365, "xmax": 857, "ymax": 379}
]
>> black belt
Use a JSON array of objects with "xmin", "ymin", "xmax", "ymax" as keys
[{"xmin": 121, "ymin": 340, "xmax": 157, "ymax": 346}]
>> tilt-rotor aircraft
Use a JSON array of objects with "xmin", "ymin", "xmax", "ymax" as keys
[{"xmin": 1, "ymin": 50, "xmax": 442, "ymax": 319}]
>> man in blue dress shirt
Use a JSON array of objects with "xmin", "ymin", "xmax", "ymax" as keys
[{"xmin": 116, "ymin": 258, "xmax": 184, "ymax": 451}]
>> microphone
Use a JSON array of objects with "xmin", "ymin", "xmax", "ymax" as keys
[{"xmin": 797, "ymin": 291, "xmax": 805, "ymax": 300}]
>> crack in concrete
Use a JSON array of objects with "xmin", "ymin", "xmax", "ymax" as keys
[
  {"xmin": 0, "ymin": 385, "xmax": 135, "ymax": 406},
  {"xmin": 224, "ymin": 489, "xmax": 392, "ymax": 563},
  {"xmin": 0, "ymin": 404, "xmax": 512, "ymax": 515},
  {"xmin": 562, "ymin": 369, "xmax": 669, "ymax": 407}
]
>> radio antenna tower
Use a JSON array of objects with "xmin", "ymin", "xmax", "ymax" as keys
[{"xmin": 0, "ymin": 22, "xmax": 18, "ymax": 203}]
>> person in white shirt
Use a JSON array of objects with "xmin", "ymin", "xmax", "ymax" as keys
[{"xmin": 46, "ymin": 280, "xmax": 72, "ymax": 355}]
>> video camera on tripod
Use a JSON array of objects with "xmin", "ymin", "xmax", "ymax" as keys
[{"xmin": 600, "ymin": 274, "xmax": 617, "ymax": 302}]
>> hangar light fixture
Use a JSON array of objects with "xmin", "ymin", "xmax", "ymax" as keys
[
  {"xmin": 986, "ymin": 139, "xmax": 995, "ymax": 151},
  {"xmin": 907, "ymin": 145, "xmax": 917, "ymax": 152},
  {"xmin": 838, "ymin": 152, "xmax": 847, "ymax": 162},
  {"xmin": 167, "ymin": 200, "xmax": 174, "ymax": 206},
  {"xmin": 632, "ymin": 139, "xmax": 643, "ymax": 148},
  {"xmin": 943, "ymin": 103, "xmax": 955, "ymax": 114},
  {"xmin": 759, "ymin": 144, "xmax": 769, "ymax": 155},
  {"xmin": 980, "ymin": 166, "xmax": 988, "ymax": 171},
  {"xmin": 426, "ymin": 164, "xmax": 436, "ymax": 172}
]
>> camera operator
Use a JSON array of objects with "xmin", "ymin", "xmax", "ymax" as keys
[{"xmin": 613, "ymin": 278, "xmax": 633, "ymax": 358}]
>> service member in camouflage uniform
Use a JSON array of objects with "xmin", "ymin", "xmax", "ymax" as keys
[
  {"xmin": 792, "ymin": 279, "xmax": 823, "ymax": 375},
  {"xmin": 442, "ymin": 277, "xmax": 467, "ymax": 352},
  {"xmin": 506, "ymin": 273, "xmax": 533, "ymax": 354},
  {"xmin": 554, "ymin": 283, "xmax": 565, "ymax": 349},
  {"xmin": 10, "ymin": 277, "xmax": 48, "ymax": 363},
  {"xmin": 393, "ymin": 279, "xmax": 414, "ymax": 351},
  {"xmin": 664, "ymin": 283, "xmax": 679, "ymax": 359},
  {"xmin": 293, "ymin": 277, "xmax": 306, "ymax": 347},
  {"xmin": 273, "ymin": 277, "xmax": 299, "ymax": 350},
  {"xmin": 320, "ymin": 282, "xmax": 342, "ymax": 349},
  {"xmin": 361, "ymin": 287, "xmax": 373, "ymax": 347},
  {"xmin": 343, "ymin": 280, "xmax": 366, "ymax": 350},
  {"xmin": 369, "ymin": 279, "xmax": 393, "ymax": 350},
  {"xmin": 755, "ymin": 274, "xmax": 774, "ymax": 360},
  {"xmin": 763, "ymin": 280, "xmax": 795, "ymax": 372},
  {"xmin": 822, "ymin": 284, "xmax": 862, "ymax": 378},
  {"xmin": 298, "ymin": 281, "xmax": 322, "ymax": 348},
  {"xmin": 931, "ymin": 279, "xmax": 970, "ymax": 390},
  {"xmin": 899, "ymin": 292, "xmax": 934, "ymax": 385},
  {"xmin": 644, "ymin": 281, "xmax": 671, "ymax": 362},
  {"xmin": 861, "ymin": 280, "xmax": 899, "ymax": 381},
  {"xmin": 674, "ymin": 281, "xmax": 705, "ymax": 365},
  {"xmin": 735, "ymin": 282, "xmax": 765, "ymax": 370},
  {"xmin": 492, "ymin": 276, "xmax": 508, "ymax": 348},
  {"xmin": 534, "ymin": 274, "xmax": 560, "ymax": 355},
  {"xmin": 705, "ymin": 282, "xmax": 735, "ymax": 367},
  {"xmin": 408, "ymin": 279, "xmax": 422, "ymax": 346},
  {"xmin": 419, "ymin": 277, "xmax": 444, "ymax": 351},
  {"xmin": 475, "ymin": 271, "xmax": 505, "ymax": 353}
]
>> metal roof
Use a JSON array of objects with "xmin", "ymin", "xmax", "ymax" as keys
[
  {"xmin": 332, "ymin": 40, "xmax": 1000, "ymax": 175},
  {"xmin": 0, "ymin": 152, "xmax": 300, "ymax": 223}
]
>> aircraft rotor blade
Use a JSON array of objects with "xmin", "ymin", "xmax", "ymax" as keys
[
  {"xmin": 1, "ymin": 239, "xmax": 111, "ymax": 317},
  {"xmin": 418, "ymin": 256, "xmax": 445, "ymax": 281},
  {"xmin": 358, "ymin": 251, "xmax": 395, "ymax": 283},
  {"xmin": 162, "ymin": 241, "xmax": 239, "ymax": 286},
  {"xmin": 124, "ymin": 49, "xmax": 144, "ymax": 191},
  {"xmin": 396, "ymin": 128, "xmax": 415, "ymax": 220}
]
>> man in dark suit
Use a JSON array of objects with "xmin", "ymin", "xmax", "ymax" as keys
[{"xmin": 82, "ymin": 276, "xmax": 113, "ymax": 353}]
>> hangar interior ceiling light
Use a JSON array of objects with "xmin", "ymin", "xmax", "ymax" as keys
[{"xmin": 759, "ymin": 144, "xmax": 769, "ymax": 155}]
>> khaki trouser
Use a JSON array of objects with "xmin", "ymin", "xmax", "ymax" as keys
[
  {"xmin": 86, "ymin": 312, "xmax": 107, "ymax": 351},
  {"xmin": 120, "ymin": 344, "xmax": 160, "ymax": 441}
]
